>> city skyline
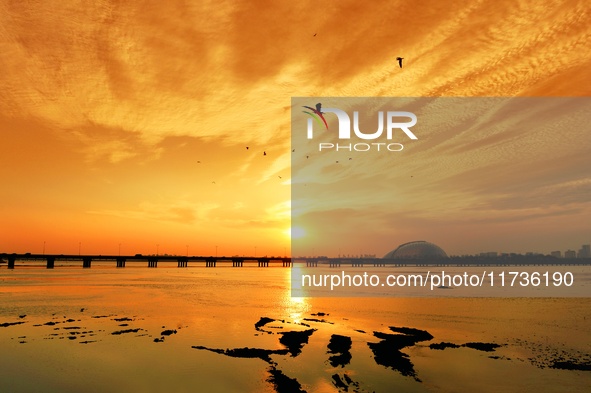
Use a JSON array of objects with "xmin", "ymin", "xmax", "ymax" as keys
[{"xmin": 2, "ymin": 240, "xmax": 589, "ymax": 259}]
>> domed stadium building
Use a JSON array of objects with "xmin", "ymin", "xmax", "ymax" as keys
[{"xmin": 383, "ymin": 241, "xmax": 448, "ymax": 259}]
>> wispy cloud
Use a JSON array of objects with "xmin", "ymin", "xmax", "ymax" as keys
[{"xmin": 88, "ymin": 201, "xmax": 219, "ymax": 225}]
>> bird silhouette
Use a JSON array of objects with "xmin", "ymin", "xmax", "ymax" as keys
[
  {"xmin": 396, "ymin": 57, "xmax": 404, "ymax": 68},
  {"xmin": 246, "ymin": 146, "xmax": 249, "ymax": 150},
  {"xmin": 263, "ymin": 151, "xmax": 267, "ymax": 156},
  {"xmin": 313, "ymin": 33, "xmax": 317, "ymax": 37}
]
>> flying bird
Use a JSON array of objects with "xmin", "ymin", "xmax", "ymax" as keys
[
  {"xmin": 263, "ymin": 151, "xmax": 267, "ymax": 156},
  {"xmin": 246, "ymin": 146, "xmax": 249, "ymax": 150},
  {"xmin": 396, "ymin": 57, "xmax": 404, "ymax": 68}
]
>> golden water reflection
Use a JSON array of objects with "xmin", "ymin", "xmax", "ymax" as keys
[{"xmin": 0, "ymin": 266, "xmax": 590, "ymax": 392}]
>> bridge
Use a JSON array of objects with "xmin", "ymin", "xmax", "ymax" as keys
[
  {"xmin": 1, "ymin": 253, "xmax": 590, "ymax": 269},
  {"xmin": 0, "ymin": 253, "xmax": 293, "ymax": 269}
]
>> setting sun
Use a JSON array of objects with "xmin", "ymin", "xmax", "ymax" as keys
[{"xmin": 287, "ymin": 226, "xmax": 307, "ymax": 240}]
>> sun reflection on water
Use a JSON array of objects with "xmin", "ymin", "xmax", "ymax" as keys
[{"xmin": 280, "ymin": 267, "xmax": 310, "ymax": 323}]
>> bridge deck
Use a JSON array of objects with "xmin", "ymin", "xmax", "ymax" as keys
[{"xmin": 1, "ymin": 253, "xmax": 589, "ymax": 269}]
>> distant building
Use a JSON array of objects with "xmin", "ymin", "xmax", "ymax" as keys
[
  {"xmin": 550, "ymin": 251, "xmax": 562, "ymax": 258},
  {"xmin": 578, "ymin": 244, "xmax": 591, "ymax": 258},
  {"xmin": 383, "ymin": 241, "xmax": 448, "ymax": 259},
  {"xmin": 525, "ymin": 252, "xmax": 544, "ymax": 257},
  {"xmin": 565, "ymin": 250, "xmax": 576, "ymax": 258},
  {"xmin": 479, "ymin": 252, "xmax": 498, "ymax": 257}
]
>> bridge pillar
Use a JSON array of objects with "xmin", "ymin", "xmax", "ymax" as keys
[
  {"xmin": 116, "ymin": 258, "xmax": 126, "ymax": 268},
  {"xmin": 232, "ymin": 259, "xmax": 243, "ymax": 267},
  {"xmin": 282, "ymin": 260, "xmax": 291, "ymax": 267},
  {"xmin": 8, "ymin": 256, "xmax": 16, "ymax": 269},
  {"xmin": 148, "ymin": 258, "xmax": 158, "ymax": 268},
  {"xmin": 206, "ymin": 258, "xmax": 216, "ymax": 267},
  {"xmin": 177, "ymin": 258, "xmax": 188, "ymax": 267},
  {"xmin": 257, "ymin": 259, "xmax": 269, "ymax": 267},
  {"xmin": 46, "ymin": 257, "xmax": 55, "ymax": 269},
  {"xmin": 82, "ymin": 257, "xmax": 92, "ymax": 268},
  {"xmin": 329, "ymin": 261, "xmax": 341, "ymax": 267}
]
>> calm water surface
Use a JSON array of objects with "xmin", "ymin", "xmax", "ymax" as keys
[{"xmin": 1, "ymin": 265, "xmax": 590, "ymax": 392}]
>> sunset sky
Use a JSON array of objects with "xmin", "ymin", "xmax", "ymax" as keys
[{"xmin": 1, "ymin": 0, "xmax": 590, "ymax": 257}]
